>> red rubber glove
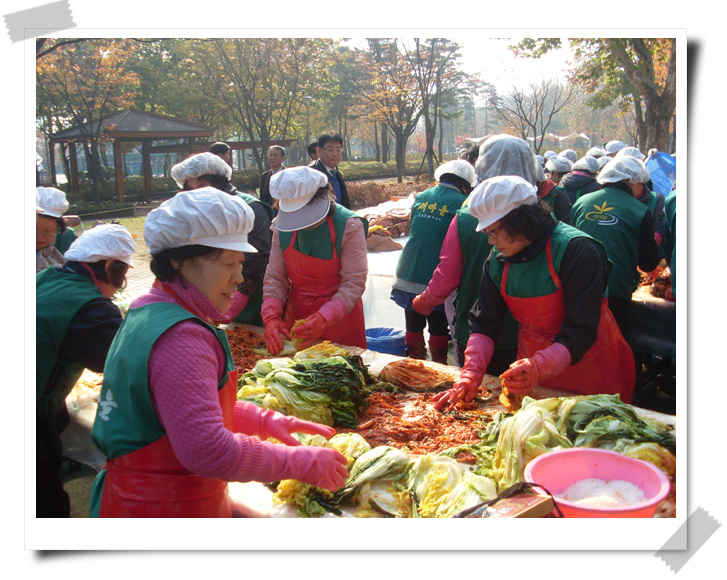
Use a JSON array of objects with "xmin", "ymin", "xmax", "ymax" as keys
[
  {"xmin": 264, "ymin": 316, "xmax": 291, "ymax": 355},
  {"xmin": 500, "ymin": 342, "xmax": 571, "ymax": 394},
  {"xmin": 412, "ymin": 289, "xmax": 439, "ymax": 316},
  {"xmin": 259, "ymin": 409, "xmax": 336, "ymax": 446},
  {"xmin": 432, "ymin": 333, "xmax": 494, "ymax": 411},
  {"xmin": 280, "ymin": 445, "xmax": 349, "ymax": 492},
  {"xmin": 261, "ymin": 297, "xmax": 290, "ymax": 355},
  {"xmin": 290, "ymin": 312, "xmax": 328, "ymax": 349}
]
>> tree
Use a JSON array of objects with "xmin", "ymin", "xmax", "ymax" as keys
[
  {"xmin": 403, "ymin": 38, "xmax": 465, "ymax": 179},
  {"xmin": 191, "ymin": 38, "xmax": 334, "ymax": 172},
  {"xmin": 492, "ymin": 79, "xmax": 575, "ymax": 154},
  {"xmin": 511, "ymin": 38, "xmax": 677, "ymax": 152},
  {"xmin": 348, "ymin": 39, "xmax": 424, "ymax": 182},
  {"xmin": 36, "ymin": 38, "xmax": 140, "ymax": 202}
]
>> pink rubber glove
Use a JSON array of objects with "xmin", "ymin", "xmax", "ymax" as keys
[
  {"xmin": 412, "ymin": 289, "xmax": 439, "ymax": 316},
  {"xmin": 275, "ymin": 445, "xmax": 349, "ymax": 492},
  {"xmin": 259, "ymin": 409, "xmax": 337, "ymax": 446},
  {"xmin": 500, "ymin": 342, "xmax": 572, "ymax": 394},
  {"xmin": 291, "ymin": 312, "xmax": 328, "ymax": 349},
  {"xmin": 433, "ymin": 333, "xmax": 494, "ymax": 410},
  {"xmin": 261, "ymin": 298, "xmax": 290, "ymax": 355}
]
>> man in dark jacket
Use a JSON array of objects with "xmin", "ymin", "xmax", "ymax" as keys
[
  {"xmin": 310, "ymin": 132, "xmax": 351, "ymax": 209},
  {"xmin": 259, "ymin": 145, "xmax": 286, "ymax": 207}
]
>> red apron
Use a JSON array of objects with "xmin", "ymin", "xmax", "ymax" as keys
[
  {"xmin": 283, "ymin": 217, "xmax": 367, "ymax": 348},
  {"xmin": 98, "ymin": 369, "xmax": 238, "ymax": 518},
  {"xmin": 501, "ymin": 239, "xmax": 635, "ymax": 403}
]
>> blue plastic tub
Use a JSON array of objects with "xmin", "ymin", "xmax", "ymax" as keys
[{"xmin": 365, "ymin": 327, "xmax": 406, "ymax": 356}]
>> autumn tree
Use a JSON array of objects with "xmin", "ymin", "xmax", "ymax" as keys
[
  {"xmin": 348, "ymin": 39, "xmax": 424, "ymax": 182},
  {"xmin": 37, "ymin": 38, "xmax": 140, "ymax": 202},
  {"xmin": 191, "ymin": 38, "xmax": 334, "ymax": 172},
  {"xmin": 511, "ymin": 38, "xmax": 676, "ymax": 152}
]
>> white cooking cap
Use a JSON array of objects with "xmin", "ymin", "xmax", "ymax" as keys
[
  {"xmin": 614, "ymin": 146, "xmax": 646, "ymax": 161},
  {"xmin": 468, "ymin": 175, "xmax": 539, "ymax": 232},
  {"xmin": 573, "ymin": 156, "xmax": 601, "ymax": 174},
  {"xmin": 170, "ymin": 152, "xmax": 233, "ymax": 189},
  {"xmin": 64, "ymin": 223, "xmax": 136, "ymax": 267},
  {"xmin": 545, "ymin": 155, "xmax": 574, "ymax": 174},
  {"xmin": 36, "ymin": 186, "xmax": 69, "ymax": 218},
  {"xmin": 144, "ymin": 187, "xmax": 257, "ymax": 254},
  {"xmin": 559, "ymin": 149, "xmax": 577, "ymax": 163},
  {"xmin": 605, "ymin": 140, "xmax": 627, "ymax": 155},
  {"xmin": 270, "ymin": 166, "xmax": 330, "ymax": 232},
  {"xmin": 597, "ymin": 156, "xmax": 651, "ymax": 185},
  {"xmin": 586, "ymin": 147, "xmax": 608, "ymax": 158},
  {"xmin": 434, "ymin": 159, "xmax": 478, "ymax": 187},
  {"xmin": 544, "ymin": 150, "xmax": 557, "ymax": 160}
]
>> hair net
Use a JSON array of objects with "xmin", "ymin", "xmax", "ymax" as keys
[
  {"xmin": 144, "ymin": 187, "xmax": 256, "ymax": 254},
  {"xmin": 605, "ymin": 140, "xmax": 627, "ymax": 155},
  {"xmin": 597, "ymin": 156, "xmax": 651, "ymax": 185},
  {"xmin": 64, "ymin": 223, "xmax": 136, "ymax": 266},
  {"xmin": 171, "ymin": 152, "xmax": 233, "ymax": 189},
  {"xmin": 614, "ymin": 146, "xmax": 645, "ymax": 161},
  {"xmin": 586, "ymin": 147, "xmax": 608, "ymax": 158},
  {"xmin": 559, "ymin": 149, "xmax": 577, "ymax": 163},
  {"xmin": 545, "ymin": 155, "xmax": 574, "ymax": 174},
  {"xmin": 544, "ymin": 150, "xmax": 557, "ymax": 160},
  {"xmin": 475, "ymin": 135, "xmax": 540, "ymax": 185},
  {"xmin": 573, "ymin": 156, "xmax": 601, "ymax": 174},
  {"xmin": 597, "ymin": 156, "xmax": 612, "ymax": 169},
  {"xmin": 36, "ymin": 186, "xmax": 69, "ymax": 218},
  {"xmin": 468, "ymin": 175, "xmax": 539, "ymax": 232},
  {"xmin": 434, "ymin": 159, "xmax": 478, "ymax": 187}
]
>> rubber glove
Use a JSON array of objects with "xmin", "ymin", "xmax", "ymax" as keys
[
  {"xmin": 290, "ymin": 312, "xmax": 328, "ymax": 349},
  {"xmin": 412, "ymin": 289, "xmax": 439, "ymax": 316},
  {"xmin": 278, "ymin": 445, "xmax": 349, "ymax": 492},
  {"xmin": 261, "ymin": 298, "xmax": 290, "ymax": 355},
  {"xmin": 432, "ymin": 333, "xmax": 494, "ymax": 411},
  {"xmin": 500, "ymin": 342, "xmax": 571, "ymax": 394},
  {"xmin": 259, "ymin": 408, "xmax": 336, "ymax": 446}
]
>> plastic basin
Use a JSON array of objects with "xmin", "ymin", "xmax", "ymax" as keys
[
  {"xmin": 524, "ymin": 447, "xmax": 670, "ymax": 518},
  {"xmin": 365, "ymin": 327, "xmax": 406, "ymax": 356}
]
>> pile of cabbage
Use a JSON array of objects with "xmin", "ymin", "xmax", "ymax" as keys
[
  {"xmin": 237, "ymin": 342, "xmax": 396, "ymax": 428},
  {"xmin": 272, "ymin": 432, "xmax": 499, "ymax": 518},
  {"xmin": 441, "ymin": 393, "xmax": 677, "ymax": 492}
]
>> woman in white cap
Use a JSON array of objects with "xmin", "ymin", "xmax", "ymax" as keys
[
  {"xmin": 542, "ymin": 154, "xmax": 574, "ymax": 210},
  {"xmin": 36, "ymin": 186, "xmax": 71, "ymax": 273},
  {"xmin": 432, "ymin": 175, "xmax": 635, "ymax": 410},
  {"xmin": 171, "ymin": 151, "xmax": 274, "ymax": 326},
  {"xmin": 36, "ymin": 223, "xmax": 135, "ymax": 517},
  {"xmin": 412, "ymin": 135, "xmax": 538, "ymax": 372},
  {"xmin": 88, "ymin": 188, "xmax": 347, "ymax": 517},
  {"xmin": 553, "ymin": 156, "xmax": 603, "ymax": 225},
  {"xmin": 571, "ymin": 156, "xmax": 661, "ymax": 337},
  {"xmin": 261, "ymin": 166, "xmax": 369, "ymax": 354},
  {"xmin": 390, "ymin": 159, "xmax": 477, "ymax": 363}
]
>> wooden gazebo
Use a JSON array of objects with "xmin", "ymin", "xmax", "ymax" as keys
[{"xmin": 49, "ymin": 109, "xmax": 217, "ymax": 203}]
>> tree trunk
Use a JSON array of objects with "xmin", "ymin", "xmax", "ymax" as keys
[
  {"xmin": 374, "ymin": 123, "xmax": 381, "ymax": 162},
  {"xmin": 381, "ymin": 124, "xmax": 390, "ymax": 164},
  {"xmin": 394, "ymin": 132, "xmax": 407, "ymax": 183},
  {"xmin": 645, "ymin": 96, "xmax": 673, "ymax": 153}
]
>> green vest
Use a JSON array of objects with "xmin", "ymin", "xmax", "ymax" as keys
[
  {"xmin": 90, "ymin": 302, "xmax": 234, "ymax": 461},
  {"xmin": 571, "ymin": 186, "xmax": 647, "ymax": 300},
  {"xmin": 278, "ymin": 204, "xmax": 367, "ymax": 259},
  {"xmin": 542, "ymin": 185, "xmax": 560, "ymax": 211},
  {"xmin": 487, "ymin": 222, "xmax": 605, "ymax": 298},
  {"xmin": 233, "ymin": 192, "xmax": 274, "ymax": 327},
  {"xmin": 394, "ymin": 184, "xmax": 466, "ymax": 290},
  {"xmin": 54, "ymin": 227, "xmax": 77, "ymax": 254},
  {"xmin": 453, "ymin": 203, "xmax": 518, "ymax": 350},
  {"xmin": 664, "ymin": 191, "xmax": 676, "ymax": 295},
  {"xmin": 36, "ymin": 267, "xmax": 106, "ymax": 422}
]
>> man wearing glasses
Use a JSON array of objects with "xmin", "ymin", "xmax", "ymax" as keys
[{"xmin": 311, "ymin": 132, "xmax": 351, "ymax": 209}]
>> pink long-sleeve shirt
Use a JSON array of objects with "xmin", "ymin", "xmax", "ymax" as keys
[
  {"xmin": 425, "ymin": 217, "xmax": 465, "ymax": 304},
  {"xmin": 130, "ymin": 277, "xmax": 287, "ymax": 484}
]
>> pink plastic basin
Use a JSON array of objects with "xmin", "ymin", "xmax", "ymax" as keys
[{"xmin": 524, "ymin": 447, "xmax": 670, "ymax": 518}]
